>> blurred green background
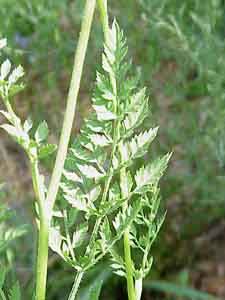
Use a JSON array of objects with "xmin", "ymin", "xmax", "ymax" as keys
[{"xmin": 0, "ymin": 0, "xmax": 224, "ymax": 299}]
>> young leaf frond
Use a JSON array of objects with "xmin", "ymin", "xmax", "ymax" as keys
[{"xmin": 52, "ymin": 22, "xmax": 170, "ymax": 282}]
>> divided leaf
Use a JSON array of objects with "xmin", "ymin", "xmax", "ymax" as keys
[
  {"xmin": 58, "ymin": 21, "xmax": 171, "ymax": 280},
  {"xmin": 78, "ymin": 164, "xmax": 105, "ymax": 180},
  {"xmin": 135, "ymin": 153, "xmax": 171, "ymax": 193},
  {"xmin": 49, "ymin": 227, "xmax": 63, "ymax": 255},
  {"xmin": 72, "ymin": 223, "xmax": 88, "ymax": 248},
  {"xmin": 8, "ymin": 66, "xmax": 24, "ymax": 85}
]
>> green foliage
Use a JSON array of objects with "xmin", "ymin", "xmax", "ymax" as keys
[
  {"xmin": 9, "ymin": 282, "xmax": 21, "ymax": 300},
  {"xmin": 0, "ymin": 279, "xmax": 22, "ymax": 300},
  {"xmin": 2, "ymin": 5, "xmax": 167, "ymax": 298},
  {"xmin": 0, "ymin": 270, "xmax": 6, "ymax": 290},
  {"xmin": 0, "ymin": 0, "xmax": 77, "ymax": 74},
  {"xmin": 0, "ymin": 38, "xmax": 56, "ymax": 169},
  {"xmin": 0, "ymin": 202, "xmax": 27, "ymax": 257},
  {"xmin": 46, "ymin": 22, "xmax": 170, "ymax": 299},
  {"xmin": 4, "ymin": 1, "xmax": 221, "ymax": 299},
  {"xmin": 75, "ymin": 264, "xmax": 111, "ymax": 300},
  {"xmin": 137, "ymin": 0, "xmax": 225, "ymax": 209},
  {"xmin": 0, "ymin": 186, "xmax": 25, "ymax": 300}
]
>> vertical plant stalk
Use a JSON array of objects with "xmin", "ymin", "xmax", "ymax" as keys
[
  {"xmin": 35, "ymin": 218, "xmax": 49, "ymax": 300},
  {"xmin": 68, "ymin": 271, "xmax": 84, "ymax": 300},
  {"xmin": 35, "ymin": 1, "xmax": 97, "ymax": 299},
  {"xmin": 86, "ymin": 0, "xmax": 111, "ymax": 253},
  {"xmin": 97, "ymin": 0, "xmax": 109, "ymax": 40},
  {"xmin": 97, "ymin": 2, "xmax": 136, "ymax": 299},
  {"xmin": 121, "ymin": 168, "xmax": 136, "ymax": 300},
  {"xmin": 46, "ymin": 0, "xmax": 96, "ymax": 212},
  {"xmin": 3, "ymin": 97, "xmax": 49, "ymax": 300},
  {"xmin": 32, "ymin": 160, "xmax": 49, "ymax": 300},
  {"xmin": 124, "ymin": 229, "xmax": 136, "ymax": 300}
]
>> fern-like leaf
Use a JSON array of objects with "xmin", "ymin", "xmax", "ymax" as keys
[{"xmin": 54, "ymin": 21, "xmax": 170, "ymax": 280}]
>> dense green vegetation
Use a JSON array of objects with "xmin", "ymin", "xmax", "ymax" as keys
[{"xmin": 0, "ymin": 1, "xmax": 224, "ymax": 299}]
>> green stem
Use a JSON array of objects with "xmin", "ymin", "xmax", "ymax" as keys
[
  {"xmin": 5, "ymin": 97, "xmax": 49, "ymax": 300},
  {"xmin": 35, "ymin": 218, "xmax": 49, "ymax": 300},
  {"xmin": 31, "ymin": 160, "xmax": 45, "ymax": 207},
  {"xmin": 68, "ymin": 271, "xmax": 84, "ymax": 300},
  {"xmin": 97, "ymin": 5, "xmax": 136, "ymax": 299},
  {"xmin": 87, "ymin": 150, "xmax": 114, "ymax": 252},
  {"xmin": 34, "ymin": 2, "xmax": 96, "ymax": 299},
  {"xmin": 97, "ymin": 0, "xmax": 109, "ymax": 40},
  {"xmin": 86, "ymin": 0, "xmax": 114, "ymax": 255},
  {"xmin": 124, "ymin": 229, "xmax": 136, "ymax": 300},
  {"xmin": 46, "ymin": 0, "xmax": 96, "ymax": 212},
  {"xmin": 4, "ymin": 88, "xmax": 50, "ymax": 300},
  {"xmin": 3, "ymin": 4, "xmax": 97, "ymax": 297},
  {"xmin": 97, "ymin": 0, "xmax": 117, "ymax": 96},
  {"xmin": 121, "ymin": 167, "xmax": 136, "ymax": 300},
  {"xmin": 31, "ymin": 160, "xmax": 49, "ymax": 300}
]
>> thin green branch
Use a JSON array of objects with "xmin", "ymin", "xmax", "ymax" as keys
[
  {"xmin": 121, "ymin": 167, "xmax": 136, "ymax": 300},
  {"xmin": 31, "ymin": 158, "xmax": 49, "ymax": 300},
  {"xmin": 124, "ymin": 229, "xmax": 136, "ymax": 300},
  {"xmin": 68, "ymin": 271, "xmax": 84, "ymax": 300},
  {"xmin": 4, "ymin": 98, "xmax": 45, "ymax": 211},
  {"xmin": 85, "ymin": 0, "xmax": 112, "ymax": 255},
  {"xmin": 35, "ymin": 1, "xmax": 97, "ymax": 299},
  {"xmin": 46, "ymin": 0, "xmax": 97, "ymax": 212},
  {"xmin": 97, "ymin": 0, "xmax": 109, "ymax": 40},
  {"xmin": 87, "ymin": 137, "xmax": 119, "ymax": 253},
  {"xmin": 84, "ymin": 201, "xmax": 142, "ymax": 271},
  {"xmin": 31, "ymin": 160, "xmax": 45, "ymax": 210},
  {"xmin": 3, "ymin": 86, "xmax": 49, "ymax": 300},
  {"xmin": 35, "ymin": 218, "xmax": 49, "ymax": 300}
]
